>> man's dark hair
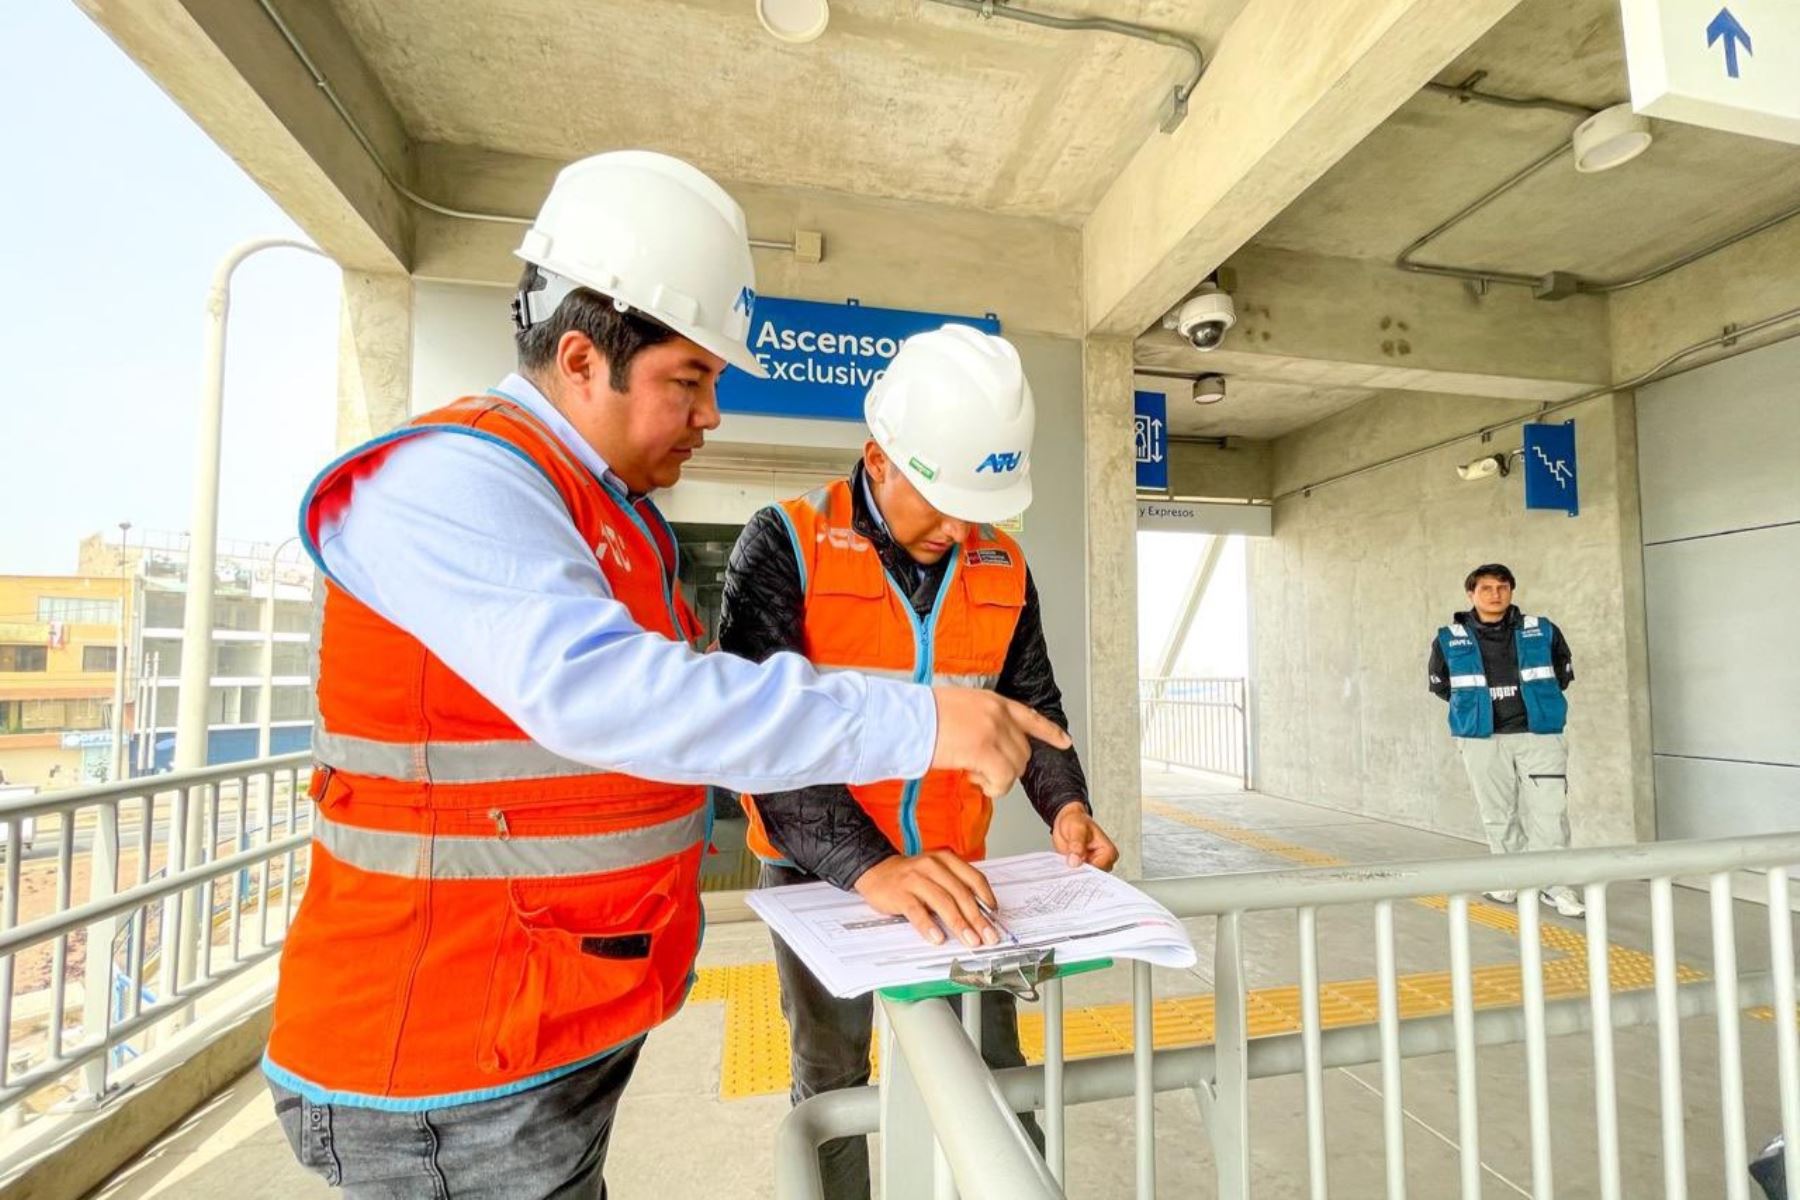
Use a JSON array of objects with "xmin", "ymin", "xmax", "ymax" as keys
[
  {"xmin": 1464, "ymin": 562, "xmax": 1517, "ymax": 592},
  {"xmin": 513, "ymin": 265, "xmax": 676, "ymax": 391}
]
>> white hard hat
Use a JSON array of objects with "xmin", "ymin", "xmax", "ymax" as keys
[
  {"xmin": 513, "ymin": 150, "xmax": 767, "ymax": 378},
  {"xmin": 865, "ymin": 324, "xmax": 1035, "ymax": 523}
]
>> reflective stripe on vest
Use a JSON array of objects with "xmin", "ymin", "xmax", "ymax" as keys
[
  {"xmin": 816, "ymin": 664, "xmax": 1000, "ymax": 691},
  {"xmin": 1519, "ymin": 665, "xmax": 1556, "ymax": 682},
  {"xmin": 313, "ymin": 804, "xmax": 705, "ymax": 880},
  {"xmin": 314, "ymin": 729, "xmax": 595, "ymax": 784},
  {"xmin": 1448, "ymin": 674, "xmax": 1487, "ymax": 688}
]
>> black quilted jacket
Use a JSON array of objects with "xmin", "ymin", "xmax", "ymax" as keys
[{"xmin": 717, "ymin": 463, "xmax": 1090, "ymax": 889}]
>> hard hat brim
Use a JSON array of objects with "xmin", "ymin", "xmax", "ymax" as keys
[
  {"xmin": 681, "ymin": 323, "xmax": 769, "ymax": 380},
  {"xmin": 899, "ymin": 464, "xmax": 1033, "ymax": 526}
]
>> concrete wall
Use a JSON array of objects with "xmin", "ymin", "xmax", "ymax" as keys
[
  {"xmin": 1248, "ymin": 388, "xmax": 1650, "ymax": 847},
  {"xmin": 1636, "ymin": 337, "xmax": 1800, "ymax": 841}
]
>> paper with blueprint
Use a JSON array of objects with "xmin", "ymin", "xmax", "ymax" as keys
[{"xmin": 745, "ymin": 851, "xmax": 1197, "ymax": 998}]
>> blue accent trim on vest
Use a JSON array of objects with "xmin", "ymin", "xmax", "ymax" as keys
[
  {"xmin": 298, "ymin": 425, "xmax": 556, "ymax": 584},
  {"xmin": 1437, "ymin": 615, "xmax": 1566, "ymax": 738},
  {"xmin": 897, "ymin": 553, "xmax": 962, "ymax": 856},
  {"xmin": 261, "ymin": 1037, "xmax": 642, "ymax": 1113},
  {"xmin": 882, "ymin": 566, "xmax": 929, "ymax": 857},
  {"xmin": 772, "ymin": 505, "xmax": 808, "ymax": 595}
]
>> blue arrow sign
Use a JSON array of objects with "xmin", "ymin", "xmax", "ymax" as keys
[{"xmin": 1706, "ymin": 7, "xmax": 1752, "ymax": 78}]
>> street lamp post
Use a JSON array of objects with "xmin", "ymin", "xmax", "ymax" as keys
[
  {"xmin": 107, "ymin": 521, "xmax": 132, "ymax": 782},
  {"xmin": 171, "ymin": 238, "xmax": 327, "ymax": 1013},
  {"xmin": 257, "ymin": 535, "xmax": 302, "ymax": 762}
]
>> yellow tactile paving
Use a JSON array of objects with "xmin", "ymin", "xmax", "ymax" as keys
[{"xmin": 693, "ymin": 802, "xmax": 1770, "ymax": 1098}]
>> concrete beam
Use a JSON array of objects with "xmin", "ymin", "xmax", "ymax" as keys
[
  {"xmin": 1082, "ymin": 0, "xmax": 1524, "ymax": 338},
  {"xmin": 1137, "ymin": 247, "xmax": 1611, "ymax": 403},
  {"xmin": 337, "ymin": 270, "xmax": 414, "ymax": 446},
  {"xmin": 1609, "ymin": 211, "xmax": 1800, "ymax": 383},
  {"xmin": 410, "ymin": 143, "xmax": 1085, "ymax": 338},
  {"xmin": 78, "ymin": 0, "xmax": 410, "ymax": 273},
  {"xmin": 1167, "ymin": 440, "xmax": 1274, "ymax": 501},
  {"xmin": 1082, "ymin": 337, "xmax": 1143, "ymax": 879}
]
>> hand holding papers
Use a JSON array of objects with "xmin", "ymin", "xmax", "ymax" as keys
[{"xmin": 746, "ymin": 851, "xmax": 1198, "ymax": 999}]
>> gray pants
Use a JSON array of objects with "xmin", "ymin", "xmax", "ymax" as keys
[
  {"xmin": 1455, "ymin": 732, "xmax": 1570, "ymax": 855},
  {"xmin": 270, "ymin": 1040, "xmax": 641, "ymax": 1198},
  {"xmin": 761, "ymin": 862, "xmax": 1045, "ymax": 1200}
]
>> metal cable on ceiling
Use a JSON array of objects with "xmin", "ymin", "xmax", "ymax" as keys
[
  {"xmin": 922, "ymin": 0, "xmax": 1206, "ymax": 132},
  {"xmin": 1396, "ymin": 74, "xmax": 1800, "ymax": 298}
]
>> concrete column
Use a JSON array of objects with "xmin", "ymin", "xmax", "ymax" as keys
[
  {"xmin": 1082, "ymin": 337, "xmax": 1143, "ymax": 878},
  {"xmin": 335, "ymin": 270, "xmax": 412, "ymax": 449}
]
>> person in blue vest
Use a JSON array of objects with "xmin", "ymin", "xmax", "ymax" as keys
[{"xmin": 1428, "ymin": 563, "xmax": 1580, "ymax": 916}]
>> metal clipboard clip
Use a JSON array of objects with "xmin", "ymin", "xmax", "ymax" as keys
[{"xmin": 948, "ymin": 947, "xmax": 1058, "ymax": 1001}]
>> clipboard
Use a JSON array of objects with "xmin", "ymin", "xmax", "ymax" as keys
[{"xmin": 878, "ymin": 949, "xmax": 1114, "ymax": 1003}]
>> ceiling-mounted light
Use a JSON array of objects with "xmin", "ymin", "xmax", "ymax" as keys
[
  {"xmin": 757, "ymin": 0, "xmax": 829, "ymax": 43},
  {"xmin": 1572, "ymin": 103, "xmax": 1653, "ymax": 173},
  {"xmin": 1192, "ymin": 374, "xmax": 1227, "ymax": 405}
]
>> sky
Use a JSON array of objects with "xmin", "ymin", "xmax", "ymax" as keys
[
  {"xmin": 1137, "ymin": 531, "xmax": 1248, "ymax": 678},
  {"xmin": 0, "ymin": 0, "xmax": 342, "ymax": 576}
]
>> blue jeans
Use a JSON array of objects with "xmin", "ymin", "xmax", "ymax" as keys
[
  {"xmin": 761, "ymin": 862, "xmax": 1045, "ymax": 1200},
  {"xmin": 269, "ymin": 1041, "xmax": 641, "ymax": 1198}
]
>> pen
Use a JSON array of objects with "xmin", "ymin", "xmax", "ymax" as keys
[{"xmin": 975, "ymin": 897, "xmax": 1019, "ymax": 946}]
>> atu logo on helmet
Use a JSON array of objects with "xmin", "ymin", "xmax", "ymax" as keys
[{"xmin": 976, "ymin": 451, "xmax": 1024, "ymax": 474}]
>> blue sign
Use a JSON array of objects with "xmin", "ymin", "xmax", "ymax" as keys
[
  {"xmin": 1134, "ymin": 390, "xmax": 1168, "ymax": 492},
  {"xmin": 1523, "ymin": 421, "xmax": 1579, "ymax": 516},
  {"xmin": 718, "ymin": 296, "xmax": 1001, "ymax": 421}
]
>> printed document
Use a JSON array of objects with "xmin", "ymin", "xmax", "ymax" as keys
[{"xmin": 745, "ymin": 851, "xmax": 1198, "ymax": 998}]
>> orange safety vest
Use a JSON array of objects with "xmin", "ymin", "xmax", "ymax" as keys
[
  {"xmin": 742, "ymin": 478, "xmax": 1027, "ymax": 863},
  {"xmin": 266, "ymin": 394, "xmax": 708, "ymax": 1108}
]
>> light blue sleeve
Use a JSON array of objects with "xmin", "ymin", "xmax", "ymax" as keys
[{"xmin": 315, "ymin": 431, "xmax": 937, "ymax": 791}]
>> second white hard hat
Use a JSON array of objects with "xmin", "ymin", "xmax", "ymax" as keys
[
  {"xmin": 865, "ymin": 324, "xmax": 1035, "ymax": 523},
  {"xmin": 514, "ymin": 150, "xmax": 767, "ymax": 378}
]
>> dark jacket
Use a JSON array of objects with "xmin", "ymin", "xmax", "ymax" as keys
[
  {"xmin": 718, "ymin": 463, "xmax": 1089, "ymax": 889},
  {"xmin": 1428, "ymin": 605, "xmax": 1573, "ymax": 734}
]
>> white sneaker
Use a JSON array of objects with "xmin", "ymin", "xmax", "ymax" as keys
[
  {"xmin": 1544, "ymin": 886, "xmax": 1586, "ymax": 918},
  {"xmin": 1483, "ymin": 890, "xmax": 1517, "ymax": 904}
]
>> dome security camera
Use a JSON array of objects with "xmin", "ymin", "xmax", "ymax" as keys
[{"xmin": 1164, "ymin": 284, "xmax": 1237, "ymax": 352}]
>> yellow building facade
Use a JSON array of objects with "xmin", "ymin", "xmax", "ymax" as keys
[{"xmin": 0, "ymin": 573, "xmax": 133, "ymax": 789}]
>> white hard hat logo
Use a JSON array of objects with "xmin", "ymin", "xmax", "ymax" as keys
[{"xmin": 975, "ymin": 452, "xmax": 1024, "ymax": 474}]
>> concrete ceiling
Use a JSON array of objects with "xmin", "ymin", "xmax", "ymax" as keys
[
  {"xmin": 1133, "ymin": 0, "xmax": 1800, "ymax": 443},
  {"xmin": 1162, "ymin": 376, "xmax": 1374, "ymax": 440},
  {"xmin": 1252, "ymin": 0, "xmax": 1800, "ymax": 280},
  {"xmin": 325, "ymin": 0, "xmax": 1240, "ymax": 222}
]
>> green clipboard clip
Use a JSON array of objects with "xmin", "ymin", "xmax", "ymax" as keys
[{"xmin": 879, "ymin": 949, "xmax": 1114, "ymax": 1003}]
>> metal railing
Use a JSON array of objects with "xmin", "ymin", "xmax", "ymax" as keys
[
  {"xmin": 0, "ymin": 753, "xmax": 312, "ymax": 1128},
  {"xmin": 775, "ymin": 833, "xmax": 1800, "ymax": 1199},
  {"xmin": 1139, "ymin": 676, "xmax": 1249, "ymax": 787}
]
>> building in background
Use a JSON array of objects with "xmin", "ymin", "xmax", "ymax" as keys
[
  {"xmin": 0, "ymin": 573, "xmax": 130, "ymax": 786},
  {"xmin": 0, "ymin": 531, "xmax": 315, "ymax": 788}
]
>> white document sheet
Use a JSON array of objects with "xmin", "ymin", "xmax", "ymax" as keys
[{"xmin": 745, "ymin": 851, "xmax": 1198, "ymax": 999}]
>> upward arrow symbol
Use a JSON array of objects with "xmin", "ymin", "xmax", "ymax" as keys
[{"xmin": 1707, "ymin": 7, "xmax": 1753, "ymax": 78}]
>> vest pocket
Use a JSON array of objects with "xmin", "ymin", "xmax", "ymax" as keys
[{"xmin": 475, "ymin": 851, "xmax": 700, "ymax": 1076}]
